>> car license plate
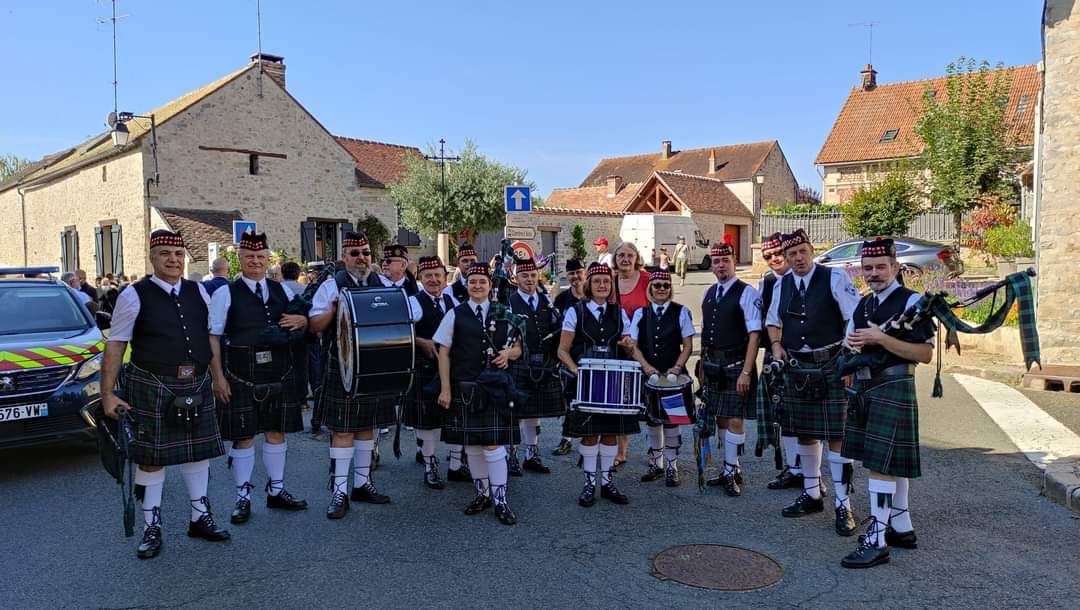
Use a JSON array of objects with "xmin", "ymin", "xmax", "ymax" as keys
[{"xmin": 0, "ymin": 403, "xmax": 49, "ymax": 422}]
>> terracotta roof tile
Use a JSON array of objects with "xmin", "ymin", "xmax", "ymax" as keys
[
  {"xmin": 333, "ymin": 137, "xmax": 422, "ymax": 188},
  {"xmin": 652, "ymin": 172, "xmax": 752, "ymax": 218},
  {"xmin": 815, "ymin": 64, "xmax": 1041, "ymax": 165},
  {"xmin": 539, "ymin": 182, "xmax": 642, "ymax": 215},
  {"xmin": 580, "ymin": 141, "xmax": 777, "ymax": 187},
  {"xmin": 156, "ymin": 206, "xmax": 242, "ymax": 263}
]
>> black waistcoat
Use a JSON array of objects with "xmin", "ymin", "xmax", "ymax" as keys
[
  {"xmin": 335, "ymin": 269, "xmax": 384, "ymax": 290},
  {"xmin": 853, "ymin": 286, "xmax": 928, "ymax": 371},
  {"xmin": 414, "ymin": 291, "xmax": 455, "ymax": 341},
  {"xmin": 636, "ymin": 303, "xmax": 685, "ymax": 371},
  {"xmin": 510, "ymin": 291, "xmax": 556, "ymax": 357},
  {"xmin": 224, "ymin": 278, "xmax": 288, "ymax": 347},
  {"xmin": 760, "ymin": 272, "xmax": 780, "ymax": 349},
  {"xmin": 451, "ymin": 278, "xmax": 468, "ymax": 303},
  {"xmin": 386, "ymin": 275, "xmax": 419, "ymax": 296},
  {"xmin": 777, "ymin": 266, "xmax": 845, "ymax": 350},
  {"xmin": 570, "ymin": 302, "xmax": 624, "ymax": 362},
  {"xmin": 449, "ymin": 302, "xmax": 510, "ymax": 382},
  {"xmin": 553, "ymin": 290, "xmax": 582, "ymax": 314},
  {"xmin": 131, "ymin": 278, "xmax": 211, "ymax": 368},
  {"xmin": 701, "ymin": 280, "xmax": 750, "ymax": 352}
]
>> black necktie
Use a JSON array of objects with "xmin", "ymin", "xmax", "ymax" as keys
[
  {"xmin": 255, "ymin": 282, "xmax": 263, "ymax": 302},
  {"xmin": 866, "ymin": 295, "xmax": 878, "ymax": 318},
  {"xmin": 528, "ymin": 296, "xmax": 536, "ymax": 311},
  {"xmin": 171, "ymin": 288, "xmax": 178, "ymax": 301},
  {"xmin": 475, "ymin": 305, "xmax": 483, "ymax": 322},
  {"xmin": 798, "ymin": 279, "xmax": 807, "ymax": 298},
  {"xmin": 656, "ymin": 305, "xmax": 665, "ymax": 318},
  {"xmin": 433, "ymin": 295, "xmax": 443, "ymax": 314},
  {"xmin": 596, "ymin": 305, "xmax": 605, "ymax": 321}
]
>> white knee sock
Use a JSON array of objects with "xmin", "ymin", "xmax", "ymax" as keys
[
  {"xmin": 828, "ymin": 450, "xmax": 854, "ymax": 509},
  {"xmin": 353, "ymin": 439, "xmax": 375, "ymax": 488},
  {"xmin": 262, "ymin": 441, "xmax": 287, "ymax": 496},
  {"xmin": 416, "ymin": 429, "xmax": 436, "ymax": 459},
  {"xmin": 520, "ymin": 418, "xmax": 540, "ymax": 453},
  {"xmin": 485, "ymin": 447, "xmax": 509, "ymax": 505},
  {"xmin": 599, "ymin": 443, "xmax": 618, "ymax": 485},
  {"xmin": 868, "ymin": 478, "xmax": 897, "ymax": 548},
  {"xmin": 647, "ymin": 425, "xmax": 664, "ymax": 467},
  {"xmin": 723, "ymin": 430, "xmax": 744, "ymax": 473},
  {"xmin": 134, "ymin": 468, "xmax": 165, "ymax": 527},
  {"xmin": 229, "ymin": 445, "xmax": 256, "ymax": 500},
  {"xmin": 465, "ymin": 446, "xmax": 489, "ymax": 495},
  {"xmin": 329, "ymin": 447, "xmax": 352, "ymax": 494},
  {"xmin": 447, "ymin": 443, "xmax": 464, "ymax": 470},
  {"xmin": 579, "ymin": 443, "xmax": 599, "ymax": 472},
  {"xmin": 179, "ymin": 459, "xmax": 211, "ymax": 522},
  {"xmin": 664, "ymin": 427, "xmax": 682, "ymax": 469},
  {"xmin": 798, "ymin": 442, "xmax": 823, "ymax": 499},
  {"xmin": 891, "ymin": 477, "xmax": 913, "ymax": 532},
  {"xmin": 782, "ymin": 436, "xmax": 801, "ymax": 473}
]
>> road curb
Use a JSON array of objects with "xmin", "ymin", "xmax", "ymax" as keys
[
  {"xmin": 1043, "ymin": 458, "xmax": 1080, "ymax": 513},
  {"xmin": 944, "ymin": 363, "xmax": 1025, "ymax": 386}
]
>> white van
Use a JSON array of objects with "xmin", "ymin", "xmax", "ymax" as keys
[{"xmin": 619, "ymin": 214, "xmax": 711, "ymax": 270}]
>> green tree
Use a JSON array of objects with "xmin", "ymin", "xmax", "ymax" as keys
[
  {"xmin": 914, "ymin": 57, "xmax": 1020, "ymax": 239},
  {"xmin": 390, "ymin": 140, "xmax": 533, "ymax": 239},
  {"xmin": 840, "ymin": 173, "xmax": 920, "ymax": 238},
  {"xmin": 355, "ymin": 213, "xmax": 391, "ymax": 256},
  {"xmin": 569, "ymin": 224, "xmax": 588, "ymax": 261},
  {"xmin": 1, "ymin": 154, "xmax": 30, "ymax": 183}
]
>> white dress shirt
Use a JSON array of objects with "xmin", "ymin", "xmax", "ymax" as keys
[
  {"xmin": 208, "ymin": 276, "xmax": 296, "ymax": 336},
  {"xmin": 309, "ymin": 271, "xmax": 391, "ymax": 317},
  {"xmin": 765, "ymin": 263, "xmax": 861, "ymax": 331},
  {"xmin": 109, "ymin": 275, "xmax": 211, "ymax": 342},
  {"xmin": 709, "ymin": 276, "xmax": 764, "ymax": 333},
  {"xmin": 408, "ymin": 290, "xmax": 459, "ymax": 323},
  {"xmin": 561, "ymin": 300, "xmax": 632, "ymax": 335},
  {"xmin": 629, "ymin": 301, "xmax": 696, "ymax": 341},
  {"xmin": 432, "ymin": 299, "xmax": 491, "ymax": 348}
]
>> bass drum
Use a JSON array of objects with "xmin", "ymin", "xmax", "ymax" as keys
[{"xmin": 336, "ymin": 286, "xmax": 415, "ymax": 395}]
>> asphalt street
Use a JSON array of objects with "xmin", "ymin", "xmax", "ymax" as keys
[{"xmin": 1, "ymin": 270, "xmax": 1078, "ymax": 608}]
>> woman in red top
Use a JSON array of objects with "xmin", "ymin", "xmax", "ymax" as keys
[{"xmin": 612, "ymin": 241, "xmax": 651, "ymax": 467}]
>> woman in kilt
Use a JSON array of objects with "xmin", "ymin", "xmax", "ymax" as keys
[
  {"xmin": 556, "ymin": 262, "xmax": 638, "ymax": 507},
  {"xmin": 435, "ymin": 263, "xmax": 523, "ymax": 526},
  {"xmin": 839, "ymin": 238, "xmax": 934, "ymax": 569},
  {"xmin": 100, "ymin": 230, "xmax": 229, "ymax": 559},
  {"xmin": 628, "ymin": 270, "xmax": 695, "ymax": 487}
]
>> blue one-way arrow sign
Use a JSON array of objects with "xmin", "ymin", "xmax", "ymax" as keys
[{"xmin": 505, "ymin": 185, "xmax": 531, "ymax": 213}]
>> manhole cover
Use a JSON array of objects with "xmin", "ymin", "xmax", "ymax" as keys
[{"xmin": 653, "ymin": 544, "xmax": 783, "ymax": 591}]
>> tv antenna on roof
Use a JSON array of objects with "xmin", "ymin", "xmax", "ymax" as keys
[
  {"xmin": 848, "ymin": 21, "xmax": 879, "ymax": 65},
  {"xmin": 97, "ymin": 0, "xmax": 129, "ymax": 117}
]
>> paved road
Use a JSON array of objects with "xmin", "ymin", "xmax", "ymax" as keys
[{"xmin": 1, "ymin": 269, "xmax": 1078, "ymax": 608}]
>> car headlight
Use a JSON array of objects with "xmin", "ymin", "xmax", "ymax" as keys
[{"xmin": 76, "ymin": 353, "xmax": 103, "ymax": 380}]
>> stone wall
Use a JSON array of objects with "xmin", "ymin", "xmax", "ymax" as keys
[
  {"xmin": 1036, "ymin": 0, "xmax": 1080, "ymax": 363},
  {"xmin": 760, "ymin": 145, "xmax": 798, "ymax": 206},
  {"xmin": 505, "ymin": 211, "xmax": 623, "ymax": 266}
]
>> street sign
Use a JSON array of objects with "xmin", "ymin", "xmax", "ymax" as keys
[
  {"xmin": 504, "ymin": 226, "xmax": 536, "ymax": 240},
  {"xmin": 207, "ymin": 242, "xmax": 219, "ymax": 263},
  {"xmin": 232, "ymin": 220, "xmax": 257, "ymax": 244},
  {"xmin": 510, "ymin": 241, "xmax": 534, "ymax": 260},
  {"xmin": 505, "ymin": 185, "xmax": 531, "ymax": 213}
]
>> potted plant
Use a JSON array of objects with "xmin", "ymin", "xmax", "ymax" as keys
[{"xmin": 984, "ymin": 220, "xmax": 1035, "ymax": 277}]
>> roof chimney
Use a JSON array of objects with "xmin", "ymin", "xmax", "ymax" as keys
[
  {"xmin": 251, "ymin": 52, "xmax": 286, "ymax": 88},
  {"xmin": 860, "ymin": 63, "xmax": 877, "ymax": 91},
  {"xmin": 606, "ymin": 175, "xmax": 623, "ymax": 198},
  {"xmin": 708, "ymin": 149, "xmax": 717, "ymax": 175},
  {"xmin": 660, "ymin": 140, "xmax": 672, "ymax": 160}
]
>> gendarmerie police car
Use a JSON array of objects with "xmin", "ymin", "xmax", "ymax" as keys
[{"xmin": 0, "ymin": 267, "xmax": 102, "ymax": 447}]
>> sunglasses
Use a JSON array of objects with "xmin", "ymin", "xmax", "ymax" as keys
[
  {"xmin": 763, "ymin": 252, "xmax": 780, "ymax": 261},
  {"xmin": 348, "ymin": 250, "xmax": 372, "ymax": 257},
  {"xmin": 652, "ymin": 282, "xmax": 671, "ymax": 289}
]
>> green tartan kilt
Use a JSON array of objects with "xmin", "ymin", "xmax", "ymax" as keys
[
  {"xmin": 119, "ymin": 364, "xmax": 224, "ymax": 467},
  {"xmin": 318, "ymin": 352, "xmax": 401, "ymax": 433},
  {"xmin": 785, "ymin": 359, "xmax": 847, "ymax": 441},
  {"xmin": 442, "ymin": 395, "xmax": 520, "ymax": 447},
  {"xmin": 842, "ymin": 375, "xmax": 921, "ymax": 478},
  {"xmin": 509, "ymin": 360, "xmax": 566, "ymax": 420},
  {"xmin": 401, "ymin": 361, "xmax": 444, "ymax": 431},
  {"xmin": 704, "ymin": 364, "xmax": 756, "ymax": 420},
  {"xmin": 218, "ymin": 346, "xmax": 304, "ymax": 440}
]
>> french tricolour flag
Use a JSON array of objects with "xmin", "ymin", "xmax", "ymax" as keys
[{"xmin": 660, "ymin": 393, "xmax": 692, "ymax": 425}]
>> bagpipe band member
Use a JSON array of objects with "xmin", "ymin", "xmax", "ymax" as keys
[
  {"xmin": 382, "ymin": 243, "xmax": 419, "ymax": 296},
  {"xmin": 698, "ymin": 241, "xmax": 762, "ymax": 497},
  {"xmin": 507, "ymin": 257, "xmax": 566, "ymax": 475},
  {"xmin": 207, "ymin": 232, "xmax": 309, "ymax": 526},
  {"xmin": 435, "ymin": 263, "xmax": 523, "ymax": 526},
  {"xmin": 556, "ymin": 262, "xmax": 638, "ymax": 508},
  {"xmin": 766, "ymin": 228, "xmax": 862, "ymax": 536},
  {"xmin": 307, "ymin": 231, "xmax": 395, "ymax": 520},
  {"xmin": 405, "ymin": 255, "xmax": 461, "ymax": 489},
  {"xmin": 839, "ymin": 238, "xmax": 934, "ymax": 569},
  {"xmin": 629, "ymin": 270, "xmax": 695, "ymax": 487},
  {"xmin": 444, "ymin": 242, "xmax": 479, "ymax": 303},
  {"xmin": 551, "ymin": 258, "xmax": 586, "ymax": 457},
  {"xmin": 100, "ymin": 230, "xmax": 229, "ymax": 559}
]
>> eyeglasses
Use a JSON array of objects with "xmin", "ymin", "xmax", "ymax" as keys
[
  {"xmin": 348, "ymin": 250, "xmax": 372, "ymax": 257},
  {"xmin": 652, "ymin": 282, "xmax": 671, "ymax": 289},
  {"xmin": 763, "ymin": 252, "xmax": 778, "ymax": 261}
]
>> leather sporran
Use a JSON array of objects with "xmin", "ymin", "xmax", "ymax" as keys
[{"xmin": 167, "ymin": 394, "xmax": 205, "ymax": 430}]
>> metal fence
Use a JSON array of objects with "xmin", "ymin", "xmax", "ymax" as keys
[{"xmin": 759, "ymin": 209, "xmax": 960, "ymax": 244}]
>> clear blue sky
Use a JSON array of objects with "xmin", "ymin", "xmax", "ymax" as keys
[{"xmin": 1, "ymin": 1, "xmax": 1042, "ymax": 197}]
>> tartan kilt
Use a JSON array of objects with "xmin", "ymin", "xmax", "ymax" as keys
[
  {"xmin": 218, "ymin": 346, "xmax": 304, "ymax": 440},
  {"xmin": 318, "ymin": 351, "xmax": 401, "ymax": 433},
  {"xmin": 562, "ymin": 409, "xmax": 641, "ymax": 437},
  {"xmin": 401, "ymin": 361, "xmax": 444, "ymax": 430},
  {"xmin": 785, "ymin": 359, "xmax": 847, "ymax": 441},
  {"xmin": 509, "ymin": 360, "xmax": 566, "ymax": 420},
  {"xmin": 842, "ymin": 375, "xmax": 921, "ymax": 478},
  {"xmin": 442, "ymin": 393, "xmax": 520, "ymax": 447},
  {"xmin": 704, "ymin": 364, "xmax": 756, "ymax": 420},
  {"xmin": 119, "ymin": 364, "xmax": 224, "ymax": 467}
]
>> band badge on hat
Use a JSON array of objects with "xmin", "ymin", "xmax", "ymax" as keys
[
  {"xmin": 781, "ymin": 228, "xmax": 811, "ymax": 251},
  {"xmin": 860, "ymin": 237, "xmax": 896, "ymax": 258},
  {"xmin": 342, "ymin": 231, "xmax": 368, "ymax": 249},
  {"xmin": 383, "ymin": 244, "xmax": 408, "ymax": 261},
  {"xmin": 465, "ymin": 262, "xmax": 489, "ymax": 279},
  {"xmin": 238, "ymin": 231, "xmax": 269, "ymax": 251},
  {"xmin": 149, "ymin": 229, "xmax": 186, "ymax": 249},
  {"xmin": 417, "ymin": 255, "xmax": 445, "ymax": 272}
]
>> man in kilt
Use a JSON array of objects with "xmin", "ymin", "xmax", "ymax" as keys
[
  {"xmin": 208, "ymin": 232, "xmax": 309, "ymax": 525},
  {"xmin": 101, "ymin": 229, "xmax": 229, "ymax": 559},
  {"xmin": 435, "ymin": 263, "xmax": 523, "ymax": 526},
  {"xmin": 444, "ymin": 242, "xmax": 479, "ymax": 303},
  {"xmin": 551, "ymin": 258, "xmax": 586, "ymax": 456},
  {"xmin": 404, "ymin": 255, "xmax": 462, "ymax": 489},
  {"xmin": 308, "ymin": 231, "xmax": 396, "ymax": 520},
  {"xmin": 506, "ymin": 258, "xmax": 565, "ymax": 475},
  {"xmin": 698, "ymin": 240, "xmax": 762, "ymax": 497},
  {"xmin": 629, "ymin": 270, "xmax": 695, "ymax": 487},
  {"xmin": 839, "ymin": 238, "xmax": 933, "ymax": 568},
  {"xmin": 757, "ymin": 232, "xmax": 802, "ymax": 491},
  {"xmin": 766, "ymin": 229, "xmax": 862, "ymax": 536}
]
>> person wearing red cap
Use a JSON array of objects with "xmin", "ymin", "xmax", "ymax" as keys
[
  {"xmin": 593, "ymin": 237, "xmax": 613, "ymax": 269},
  {"xmin": 629, "ymin": 270, "xmax": 695, "ymax": 487}
]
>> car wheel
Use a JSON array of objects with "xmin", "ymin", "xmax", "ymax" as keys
[{"xmin": 698, "ymin": 256, "xmax": 711, "ymax": 271}]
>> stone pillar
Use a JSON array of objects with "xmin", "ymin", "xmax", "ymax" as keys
[{"xmin": 1036, "ymin": 0, "xmax": 1080, "ymax": 363}]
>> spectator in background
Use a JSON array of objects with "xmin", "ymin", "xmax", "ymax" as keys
[
  {"xmin": 280, "ymin": 261, "xmax": 304, "ymax": 295},
  {"xmin": 203, "ymin": 258, "xmax": 230, "ymax": 295},
  {"xmin": 63, "ymin": 271, "xmax": 96, "ymax": 314},
  {"xmin": 267, "ymin": 265, "xmax": 282, "ymax": 283},
  {"xmin": 75, "ymin": 269, "xmax": 98, "ymax": 304},
  {"xmin": 659, "ymin": 247, "xmax": 670, "ymax": 271},
  {"xmin": 594, "ymin": 237, "xmax": 613, "ymax": 268},
  {"xmin": 673, "ymin": 236, "xmax": 689, "ymax": 286}
]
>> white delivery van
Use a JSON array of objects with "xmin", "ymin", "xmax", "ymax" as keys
[{"xmin": 619, "ymin": 214, "xmax": 712, "ymax": 270}]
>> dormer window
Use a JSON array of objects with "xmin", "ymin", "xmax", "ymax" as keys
[
  {"xmin": 1016, "ymin": 94, "xmax": 1031, "ymax": 116},
  {"xmin": 880, "ymin": 129, "xmax": 899, "ymax": 143}
]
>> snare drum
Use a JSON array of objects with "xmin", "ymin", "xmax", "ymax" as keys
[
  {"xmin": 570, "ymin": 358, "xmax": 643, "ymax": 415},
  {"xmin": 644, "ymin": 374, "xmax": 696, "ymax": 425}
]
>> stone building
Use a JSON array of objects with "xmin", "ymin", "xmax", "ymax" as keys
[
  {"xmin": 815, "ymin": 63, "xmax": 1041, "ymax": 205},
  {"xmin": 1035, "ymin": 0, "xmax": 1080, "ymax": 364},
  {"xmin": 0, "ymin": 54, "xmax": 417, "ymax": 276},
  {"xmin": 505, "ymin": 140, "xmax": 795, "ymax": 266}
]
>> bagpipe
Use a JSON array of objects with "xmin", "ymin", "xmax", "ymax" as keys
[
  {"xmin": 82, "ymin": 404, "xmax": 137, "ymax": 537},
  {"xmin": 837, "ymin": 268, "xmax": 1040, "ymax": 397},
  {"xmin": 255, "ymin": 262, "xmax": 338, "ymax": 346}
]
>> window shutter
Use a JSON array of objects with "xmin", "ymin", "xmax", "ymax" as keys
[
  {"xmin": 300, "ymin": 221, "xmax": 316, "ymax": 262},
  {"xmin": 73, "ymin": 230, "xmax": 80, "ymax": 270},
  {"xmin": 111, "ymin": 224, "xmax": 124, "ymax": 275},
  {"xmin": 337, "ymin": 222, "xmax": 353, "ymax": 255},
  {"xmin": 94, "ymin": 226, "xmax": 104, "ymax": 277},
  {"xmin": 60, "ymin": 232, "xmax": 68, "ymax": 272}
]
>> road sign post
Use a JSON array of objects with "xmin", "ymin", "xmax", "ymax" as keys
[{"xmin": 232, "ymin": 220, "xmax": 257, "ymax": 244}]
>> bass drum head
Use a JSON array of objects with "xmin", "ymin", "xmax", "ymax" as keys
[{"xmin": 337, "ymin": 293, "xmax": 355, "ymax": 393}]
